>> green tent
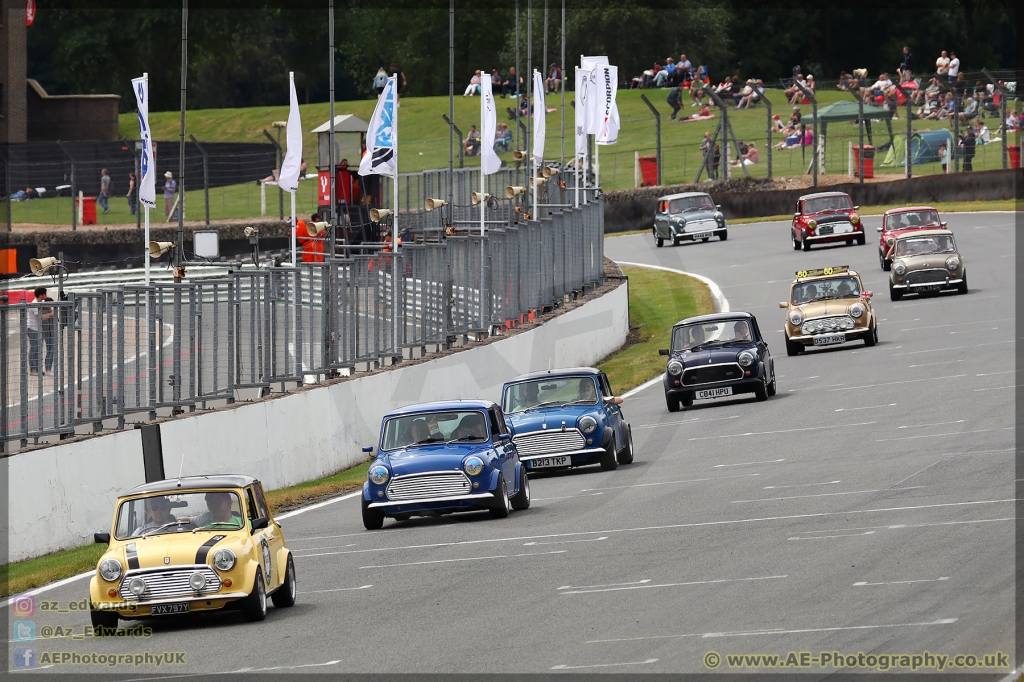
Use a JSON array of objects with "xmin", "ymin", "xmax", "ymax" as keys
[{"xmin": 803, "ymin": 100, "xmax": 896, "ymax": 147}]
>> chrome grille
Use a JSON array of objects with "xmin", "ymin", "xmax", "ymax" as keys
[
  {"xmin": 514, "ymin": 429, "xmax": 586, "ymax": 456},
  {"xmin": 685, "ymin": 220, "xmax": 716, "ymax": 233},
  {"xmin": 118, "ymin": 566, "xmax": 221, "ymax": 601},
  {"xmin": 682, "ymin": 363, "xmax": 744, "ymax": 385},
  {"xmin": 802, "ymin": 316, "xmax": 854, "ymax": 335},
  {"xmin": 907, "ymin": 269, "xmax": 950, "ymax": 285},
  {"xmin": 386, "ymin": 472, "xmax": 472, "ymax": 500}
]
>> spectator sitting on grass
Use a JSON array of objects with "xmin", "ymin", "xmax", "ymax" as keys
[
  {"xmin": 736, "ymin": 79, "xmax": 763, "ymax": 109},
  {"xmin": 730, "ymin": 142, "xmax": 759, "ymax": 166},
  {"xmin": 958, "ymin": 97, "xmax": 978, "ymax": 124},
  {"xmin": 774, "ymin": 128, "xmax": 812, "ymax": 150},
  {"xmin": 463, "ymin": 70, "xmax": 482, "ymax": 96},
  {"xmin": 917, "ymin": 89, "xmax": 942, "ymax": 119},
  {"xmin": 781, "ymin": 107, "xmax": 802, "ymax": 136},
  {"xmin": 862, "ymin": 73, "xmax": 893, "ymax": 101},
  {"xmin": 546, "ymin": 63, "xmax": 562, "ymax": 93},
  {"xmin": 654, "ymin": 58, "xmax": 674, "ymax": 87},
  {"xmin": 771, "ymin": 114, "xmax": 784, "ymax": 132},
  {"xmin": 491, "ymin": 69, "xmax": 502, "ymax": 90},
  {"xmin": 689, "ymin": 66, "xmax": 708, "ymax": 106},
  {"xmin": 974, "ymin": 119, "xmax": 991, "ymax": 144},
  {"xmin": 463, "ymin": 125, "xmax": 481, "ymax": 156},
  {"xmin": 936, "ymin": 92, "xmax": 955, "ymax": 120},
  {"xmin": 494, "ymin": 123, "xmax": 513, "ymax": 151}
]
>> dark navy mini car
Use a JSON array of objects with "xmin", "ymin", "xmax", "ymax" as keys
[
  {"xmin": 660, "ymin": 312, "xmax": 776, "ymax": 412},
  {"xmin": 500, "ymin": 368, "xmax": 634, "ymax": 473},
  {"xmin": 361, "ymin": 400, "xmax": 529, "ymax": 529}
]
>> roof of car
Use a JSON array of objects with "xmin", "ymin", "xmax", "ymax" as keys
[
  {"xmin": 793, "ymin": 270, "xmax": 861, "ymax": 283},
  {"xmin": 673, "ymin": 311, "xmax": 754, "ymax": 327},
  {"xmin": 799, "ymin": 191, "xmax": 852, "ymax": 200},
  {"xmin": 883, "ymin": 205, "xmax": 939, "ymax": 214},
  {"xmin": 385, "ymin": 400, "xmax": 496, "ymax": 417},
  {"xmin": 507, "ymin": 367, "xmax": 601, "ymax": 382},
  {"xmin": 125, "ymin": 475, "xmax": 257, "ymax": 496},
  {"xmin": 893, "ymin": 228, "xmax": 953, "ymax": 239},
  {"xmin": 657, "ymin": 191, "xmax": 713, "ymax": 201}
]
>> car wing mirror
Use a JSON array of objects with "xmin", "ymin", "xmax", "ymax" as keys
[
  {"xmin": 941, "ymin": 221, "xmax": 947, "ymax": 228},
  {"xmin": 854, "ymin": 205, "xmax": 860, "ymax": 210},
  {"xmin": 361, "ymin": 445, "xmax": 374, "ymax": 454},
  {"xmin": 251, "ymin": 517, "xmax": 269, "ymax": 533},
  {"xmin": 876, "ymin": 226, "xmax": 883, "ymax": 232},
  {"xmin": 863, "ymin": 291, "xmax": 873, "ymax": 298},
  {"xmin": 94, "ymin": 532, "xmax": 110, "ymax": 544},
  {"xmin": 716, "ymin": 204, "xmax": 722, "ymax": 209},
  {"xmin": 658, "ymin": 348, "xmax": 670, "ymax": 356},
  {"xmin": 778, "ymin": 301, "xmax": 788, "ymax": 308}
]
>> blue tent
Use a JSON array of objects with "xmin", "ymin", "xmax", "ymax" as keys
[{"xmin": 909, "ymin": 129, "xmax": 953, "ymax": 165}]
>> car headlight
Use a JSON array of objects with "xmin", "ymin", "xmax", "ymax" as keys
[
  {"xmin": 189, "ymin": 571, "xmax": 207, "ymax": 591},
  {"xmin": 886, "ymin": 237, "xmax": 894, "ymax": 246},
  {"xmin": 667, "ymin": 359, "xmax": 683, "ymax": 376},
  {"xmin": 849, "ymin": 303, "xmax": 864, "ymax": 318},
  {"xmin": 463, "ymin": 456, "xmax": 485, "ymax": 477},
  {"xmin": 814, "ymin": 320, "xmax": 825, "ymax": 331},
  {"xmin": 850, "ymin": 213, "xmax": 861, "ymax": 224},
  {"xmin": 840, "ymin": 317, "xmax": 854, "ymax": 329},
  {"xmin": 213, "ymin": 548, "xmax": 236, "ymax": 572},
  {"xmin": 99, "ymin": 558, "xmax": 122, "ymax": 582},
  {"xmin": 789, "ymin": 311, "xmax": 803, "ymax": 326},
  {"xmin": 801, "ymin": 322, "xmax": 812, "ymax": 335},
  {"xmin": 737, "ymin": 351, "xmax": 756, "ymax": 367},
  {"xmin": 714, "ymin": 211, "xmax": 725, "ymax": 222},
  {"xmin": 893, "ymin": 262, "xmax": 906, "ymax": 276},
  {"xmin": 946, "ymin": 257, "xmax": 960, "ymax": 271},
  {"xmin": 368, "ymin": 465, "xmax": 390, "ymax": 486},
  {"xmin": 128, "ymin": 577, "xmax": 147, "ymax": 597},
  {"xmin": 579, "ymin": 416, "xmax": 598, "ymax": 434}
]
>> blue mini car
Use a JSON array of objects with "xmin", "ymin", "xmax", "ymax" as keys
[
  {"xmin": 660, "ymin": 312, "xmax": 777, "ymax": 412},
  {"xmin": 361, "ymin": 400, "xmax": 529, "ymax": 529},
  {"xmin": 500, "ymin": 368, "xmax": 634, "ymax": 473}
]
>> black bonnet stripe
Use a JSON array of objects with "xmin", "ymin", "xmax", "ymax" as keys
[
  {"xmin": 195, "ymin": 535, "xmax": 227, "ymax": 564},
  {"xmin": 125, "ymin": 543, "xmax": 139, "ymax": 570}
]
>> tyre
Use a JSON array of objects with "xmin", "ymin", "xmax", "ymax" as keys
[
  {"xmin": 802, "ymin": 237, "xmax": 811, "ymax": 251},
  {"xmin": 957, "ymin": 272, "xmax": 968, "ymax": 294},
  {"xmin": 889, "ymin": 282, "xmax": 903, "ymax": 302},
  {"xmin": 792, "ymin": 231, "xmax": 801, "ymax": 251},
  {"xmin": 361, "ymin": 496, "xmax": 385, "ymax": 530},
  {"xmin": 616, "ymin": 426, "xmax": 634, "ymax": 465},
  {"xmin": 672, "ymin": 237, "xmax": 681, "ymax": 246},
  {"xmin": 271, "ymin": 554, "xmax": 296, "ymax": 608},
  {"xmin": 240, "ymin": 570, "xmax": 267, "ymax": 622},
  {"xmin": 666, "ymin": 394, "xmax": 680, "ymax": 412},
  {"xmin": 766, "ymin": 365, "xmax": 777, "ymax": 396},
  {"xmin": 655, "ymin": 236, "xmax": 664, "ymax": 248},
  {"xmin": 719, "ymin": 230, "xmax": 728, "ymax": 241},
  {"xmin": 864, "ymin": 322, "xmax": 877, "ymax": 347},
  {"xmin": 489, "ymin": 474, "xmax": 511, "ymax": 518},
  {"xmin": 785, "ymin": 337, "xmax": 803, "ymax": 356},
  {"xmin": 753, "ymin": 372, "xmax": 769, "ymax": 401},
  {"xmin": 879, "ymin": 250, "xmax": 891, "ymax": 271},
  {"xmin": 510, "ymin": 466, "xmax": 531, "ymax": 510},
  {"xmin": 599, "ymin": 441, "xmax": 619, "ymax": 471},
  {"xmin": 89, "ymin": 609, "xmax": 119, "ymax": 634},
  {"xmin": 856, "ymin": 233, "xmax": 866, "ymax": 245}
]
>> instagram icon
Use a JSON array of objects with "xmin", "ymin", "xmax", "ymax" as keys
[{"xmin": 12, "ymin": 594, "xmax": 35, "ymax": 617}]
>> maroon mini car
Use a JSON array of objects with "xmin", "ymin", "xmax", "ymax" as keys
[
  {"xmin": 876, "ymin": 206, "xmax": 946, "ymax": 270},
  {"xmin": 791, "ymin": 192, "xmax": 864, "ymax": 251}
]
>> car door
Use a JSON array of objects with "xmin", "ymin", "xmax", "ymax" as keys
[
  {"xmin": 598, "ymin": 372, "xmax": 624, "ymax": 450},
  {"xmin": 489, "ymin": 408, "xmax": 517, "ymax": 492},
  {"xmin": 246, "ymin": 485, "xmax": 277, "ymax": 590},
  {"xmin": 751, "ymin": 319, "xmax": 773, "ymax": 379},
  {"xmin": 793, "ymin": 200, "xmax": 802, "ymax": 231}
]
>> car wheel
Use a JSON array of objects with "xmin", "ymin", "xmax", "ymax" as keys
[
  {"xmin": 681, "ymin": 394, "xmax": 694, "ymax": 408},
  {"xmin": 666, "ymin": 394, "xmax": 680, "ymax": 412},
  {"xmin": 856, "ymin": 233, "xmax": 866, "ymax": 245},
  {"xmin": 510, "ymin": 467, "xmax": 531, "ymax": 510},
  {"xmin": 616, "ymin": 426, "xmax": 635, "ymax": 465},
  {"xmin": 785, "ymin": 337, "xmax": 803, "ymax": 356},
  {"xmin": 361, "ymin": 497, "xmax": 385, "ymax": 530},
  {"xmin": 889, "ymin": 282, "xmax": 903, "ymax": 302},
  {"xmin": 879, "ymin": 250, "xmax": 891, "ymax": 271},
  {"xmin": 241, "ymin": 570, "xmax": 268, "ymax": 622},
  {"xmin": 957, "ymin": 272, "xmax": 968, "ymax": 294},
  {"xmin": 655, "ymin": 236, "xmax": 664, "ymax": 248},
  {"xmin": 802, "ymin": 237, "xmax": 811, "ymax": 251},
  {"xmin": 672, "ymin": 237, "xmax": 681, "ymax": 246},
  {"xmin": 719, "ymin": 230, "xmax": 728, "ymax": 241},
  {"xmin": 754, "ymin": 372, "xmax": 769, "ymax": 401},
  {"xmin": 864, "ymin": 322, "xmax": 877, "ymax": 347},
  {"xmin": 489, "ymin": 474, "xmax": 511, "ymax": 518},
  {"xmin": 766, "ymin": 366, "xmax": 777, "ymax": 397},
  {"xmin": 271, "ymin": 555, "xmax": 297, "ymax": 608},
  {"xmin": 599, "ymin": 441, "xmax": 619, "ymax": 471},
  {"xmin": 90, "ymin": 608, "xmax": 119, "ymax": 633}
]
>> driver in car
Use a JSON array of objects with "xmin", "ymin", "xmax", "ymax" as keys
[
  {"xmin": 577, "ymin": 379, "xmax": 599, "ymax": 403},
  {"xmin": 452, "ymin": 413, "xmax": 487, "ymax": 440},
  {"xmin": 410, "ymin": 418, "xmax": 431, "ymax": 445},
  {"xmin": 837, "ymin": 281, "xmax": 857, "ymax": 297},
  {"xmin": 131, "ymin": 497, "xmax": 177, "ymax": 537},
  {"xmin": 687, "ymin": 325, "xmax": 706, "ymax": 348},
  {"xmin": 795, "ymin": 284, "xmax": 817, "ymax": 304},
  {"xmin": 195, "ymin": 492, "xmax": 241, "ymax": 528},
  {"xmin": 731, "ymin": 320, "xmax": 751, "ymax": 342}
]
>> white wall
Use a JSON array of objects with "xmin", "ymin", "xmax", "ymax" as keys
[{"xmin": 4, "ymin": 281, "xmax": 628, "ymax": 563}]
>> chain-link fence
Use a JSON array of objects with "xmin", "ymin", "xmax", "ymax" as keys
[{"xmin": 1, "ymin": 167, "xmax": 605, "ymax": 453}]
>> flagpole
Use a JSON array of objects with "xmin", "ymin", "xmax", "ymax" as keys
[
  {"xmin": 289, "ymin": 71, "xmax": 297, "ymax": 267},
  {"xmin": 392, "ymin": 75, "xmax": 400, "ymax": 357},
  {"xmin": 144, "ymin": 72, "xmax": 151, "ymax": 285},
  {"xmin": 480, "ymin": 69, "xmax": 486, "ymax": 333},
  {"xmin": 532, "ymin": 69, "xmax": 538, "ymax": 220},
  {"xmin": 559, "ymin": 0, "xmax": 565, "ymax": 169}
]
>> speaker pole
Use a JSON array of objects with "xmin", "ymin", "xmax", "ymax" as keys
[
  {"xmin": 448, "ymin": 0, "xmax": 454, "ymax": 216},
  {"xmin": 176, "ymin": 0, "xmax": 188, "ymax": 283}
]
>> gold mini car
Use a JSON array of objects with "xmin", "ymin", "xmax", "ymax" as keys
[
  {"xmin": 779, "ymin": 266, "xmax": 878, "ymax": 356},
  {"xmin": 887, "ymin": 229, "xmax": 967, "ymax": 301},
  {"xmin": 89, "ymin": 475, "xmax": 295, "ymax": 630}
]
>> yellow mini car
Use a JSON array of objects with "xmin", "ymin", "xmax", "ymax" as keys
[
  {"xmin": 89, "ymin": 475, "xmax": 295, "ymax": 629},
  {"xmin": 779, "ymin": 265, "xmax": 878, "ymax": 356}
]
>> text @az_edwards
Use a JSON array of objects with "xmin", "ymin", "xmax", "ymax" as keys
[{"xmin": 703, "ymin": 650, "xmax": 1011, "ymax": 672}]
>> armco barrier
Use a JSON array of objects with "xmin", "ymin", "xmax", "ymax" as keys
[
  {"xmin": 603, "ymin": 168, "xmax": 1023, "ymax": 233},
  {"xmin": 3, "ymin": 276, "xmax": 628, "ymax": 563}
]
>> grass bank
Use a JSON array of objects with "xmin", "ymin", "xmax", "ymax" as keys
[{"xmin": 599, "ymin": 266, "xmax": 714, "ymax": 394}]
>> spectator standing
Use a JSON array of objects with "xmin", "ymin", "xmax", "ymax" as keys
[
  {"xmin": 935, "ymin": 50, "xmax": 950, "ymax": 78},
  {"xmin": 126, "ymin": 171, "xmax": 138, "ymax": 216},
  {"xmin": 98, "ymin": 168, "xmax": 111, "ymax": 214},
  {"xmin": 711, "ymin": 143, "xmax": 721, "ymax": 179},
  {"xmin": 898, "ymin": 46, "xmax": 914, "ymax": 81},
  {"xmin": 502, "ymin": 67, "xmax": 521, "ymax": 98},
  {"xmin": 372, "ymin": 67, "xmax": 388, "ymax": 96},
  {"xmin": 463, "ymin": 70, "xmax": 482, "ymax": 96},
  {"xmin": 41, "ymin": 295, "xmax": 56, "ymax": 375},
  {"xmin": 163, "ymin": 171, "xmax": 177, "ymax": 222},
  {"xmin": 960, "ymin": 126, "xmax": 976, "ymax": 171},
  {"xmin": 700, "ymin": 131, "xmax": 712, "ymax": 155},
  {"xmin": 389, "ymin": 63, "xmax": 407, "ymax": 95},
  {"xmin": 26, "ymin": 286, "xmax": 45, "ymax": 376},
  {"xmin": 463, "ymin": 125, "xmax": 481, "ymax": 156},
  {"xmin": 938, "ymin": 142, "xmax": 948, "ymax": 172},
  {"xmin": 947, "ymin": 52, "xmax": 960, "ymax": 81},
  {"xmin": 545, "ymin": 63, "xmax": 562, "ymax": 93},
  {"xmin": 667, "ymin": 83, "xmax": 684, "ymax": 119}
]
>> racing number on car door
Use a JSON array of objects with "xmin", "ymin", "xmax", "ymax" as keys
[{"xmin": 246, "ymin": 486, "xmax": 275, "ymax": 588}]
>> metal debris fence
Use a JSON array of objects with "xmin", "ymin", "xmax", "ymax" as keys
[{"xmin": 1, "ymin": 168, "xmax": 604, "ymax": 452}]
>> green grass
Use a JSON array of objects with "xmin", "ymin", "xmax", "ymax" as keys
[
  {"xmin": 264, "ymin": 461, "xmax": 371, "ymax": 513},
  {"xmin": 599, "ymin": 266, "xmax": 714, "ymax": 394}
]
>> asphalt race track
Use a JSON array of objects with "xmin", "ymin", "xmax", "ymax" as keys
[{"xmin": 7, "ymin": 212, "xmax": 1016, "ymax": 677}]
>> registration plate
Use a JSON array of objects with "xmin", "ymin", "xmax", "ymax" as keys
[
  {"xmin": 831, "ymin": 223, "xmax": 853, "ymax": 234},
  {"xmin": 695, "ymin": 386, "xmax": 733, "ymax": 400},
  {"xmin": 813, "ymin": 333, "xmax": 846, "ymax": 346},
  {"xmin": 150, "ymin": 603, "xmax": 189, "ymax": 616},
  {"xmin": 691, "ymin": 232, "xmax": 712, "ymax": 240},
  {"xmin": 529, "ymin": 455, "xmax": 571, "ymax": 469},
  {"xmin": 917, "ymin": 284, "xmax": 943, "ymax": 292}
]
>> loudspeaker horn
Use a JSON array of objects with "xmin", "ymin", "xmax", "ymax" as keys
[
  {"xmin": 542, "ymin": 166, "xmax": 561, "ymax": 178},
  {"xmin": 471, "ymin": 192, "xmax": 491, "ymax": 205},
  {"xmin": 29, "ymin": 257, "xmax": 59, "ymax": 276},
  {"xmin": 529, "ymin": 176, "xmax": 548, "ymax": 188},
  {"xmin": 149, "ymin": 242, "xmax": 175, "ymax": 259},
  {"xmin": 425, "ymin": 197, "xmax": 447, "ymax": 211},
  {"xmin": 370, "ymin": 208, "xmax": 392, "ymax": 222},
  {"xmin": 243, "ymin": 226, "xmax": 259, "ymax": 238},
  {"xmin": 511, "ymin": 150, "xmax": 527, "ymax": 162},
  {"xmin": 505, "ymin": 185, "xmax": 526, "ymax": 198},
  {"xmin": 306, "ymin": 221, "xmax": 329, "ymax": 236}
]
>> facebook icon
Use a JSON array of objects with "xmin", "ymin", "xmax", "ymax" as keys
[{"xmin": 13, "ymin": 646, "xmax": 35, "ymax": 668}]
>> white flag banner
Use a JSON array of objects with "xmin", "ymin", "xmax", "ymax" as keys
[
  {"xmin": 279, "ymin": 75, "xmax": 303, "ymax": 193},
  {"xmin": 585, "ymin": 69, "xmax": 603, "ymax": 134},
  {"xmin": 131, "ymin": 76, "xmax": 156, "ymax": 208},
  {"xmin": 359, "ymin": 76, "xmax": 397, "ymax": 177},
  {"xmin": 480, "ymin": 75, "xmax": 500, "ymax": 175},
  {"xmin": 580, "ymin": 55, "xmax": 608, "ymax": 71},
  {"xmin": 574, "ymin": 68, "xmax": 590, "ymax": 161},
  {"xmin": 532, "ymin": 71, "xmax": 546, "ymax": 168},
  {"xmin": 595, "ymin": 65, "xmax": 620, "ymax": 145}
]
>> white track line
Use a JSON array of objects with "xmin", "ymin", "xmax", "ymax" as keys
[
  {"xmin": 615, "ymin": 261, "xmax": 730, "ymax": 313},
  {"xmin": 359, "ymin": 550, "xmax": 566, "ymax": 569},
  {"xmin": 276, "ymin": 490, "xmax": 362, "ymax": 520},
  {"xmin": 552, "ymin": 659, "xmax": 658, "ymax": 670},
  {"xmin": 558, "ymin": 574, "xmax": 787, "ymax": 595},
  {"xmin": 853, "ymin": 577, "xmax": 949, "ymax": 586}
]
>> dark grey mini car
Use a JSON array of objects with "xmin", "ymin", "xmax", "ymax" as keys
[{"xmin": 652, "ymin": 192, "xmax": 728, "ymax": 248}]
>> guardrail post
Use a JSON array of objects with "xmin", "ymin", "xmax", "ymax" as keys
[
  {"xmin": 56, "ymin": 141, "xmax": 77, "ymax": 231},
  {"xmin": 189, "ymin": 134, "xmax": 211, "ymax": 225},
  {"xmin": 639, "ymin": 93, "xmax": 662, "ymax": 185}
]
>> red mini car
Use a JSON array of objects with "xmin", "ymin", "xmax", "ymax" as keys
[
  {"xmin": 876, "ymin": 206, "xmax": 946, "ymax": 270},
  {"xmin": 791, "ymin": 191, "xmax": 864, "ymax": 251}
]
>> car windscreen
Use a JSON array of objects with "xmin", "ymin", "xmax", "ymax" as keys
[
  {"xmin": 381, "ymin": 410, "xmax": 490, "ymax": 450},
  {"xmin": 884, "ymin": 210, "xmax": 940, "ymax": 230},
  {"xmin": 667, "ymin": 195, "xmax": 714, "ymax": 214},
  {"xmin": 803, "ymin": 195, "xmax": 852, "ymax": 214},
  {"xmin": 791, "ymin": 277, "xmax": 861, "ymax": 304},
  {"xmin": 894, "ymin": 234, "xmax": 956, "ymax": 257},
  {"xmin": 671, "ymin": 319, "xmax": 753, "ymax": 351},
  {"xmin": 114, "ymin": 491, "xmax": 244, "ymax": 540},
  {"xmin": 502, "ymin": 376, "xmax": 599, "ymax": 413}
]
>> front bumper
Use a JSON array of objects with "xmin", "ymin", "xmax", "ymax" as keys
[
  {"xmin": 521, "ymin": 448, "xmax": 606, "ymax": 469},
  {"xmin": 368, "ymin": 492, "xmax": 495, "ymax": 511},
  {"xmin": 891, "ymin": 277, "xmax": 963, "ymax": 291},
  {"xmin": 663, "ymin": 365, "xmax": 764, "ymax": 399},
  {"xmin": 804, "ymin": 230, "xmax": 861, "ymax": 243},
  {"xmin": 94, "ymin": 592, "xmax": 251, "ymax": 617},
  {"xmin": 788, "ymin": 327, "xmax": 871, "ymax": 346},
  {"xmin": 673, "ymin": 226, "xmax": 726, "ymax": 240}
]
